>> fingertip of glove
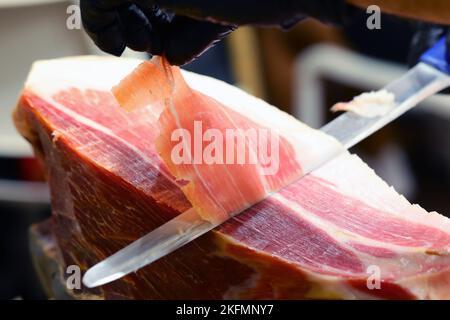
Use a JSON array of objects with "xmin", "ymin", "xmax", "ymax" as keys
[
  {"xmin": 108, "ymin": 44, "xmax": 127, "ymax": 56},
  {"xmin": 164, "ymin": 21, "xmax": 235, "ymax": 65},
  {"xmin": 86, "ymin": 24, "xmax": 127, "ymax": 56}
]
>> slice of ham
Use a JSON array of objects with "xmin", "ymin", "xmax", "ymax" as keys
[
  {"xmin": 113, "ymin": 57, "xmax": 341, "ymax": 223},
  {"xmin": 14, "ymin": 56, "xmax": 450, "ymax": 299},
  {"xmin": 331, "ymin": 89, "xmax": 396, "ymax": 118}
]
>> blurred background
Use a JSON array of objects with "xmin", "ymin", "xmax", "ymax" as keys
[{"xmin": 0, "ymin": 0, "xmax": 449, "ymax": 299}]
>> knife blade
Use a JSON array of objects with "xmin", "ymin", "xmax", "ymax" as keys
[{"xmin": 83, "ymin": 40, "xmax": 450, "ymax": 289}]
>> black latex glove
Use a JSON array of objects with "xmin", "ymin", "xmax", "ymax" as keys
[{"xmin": 81, "ymin": 0, "xmax": 352, "ymax": 65}]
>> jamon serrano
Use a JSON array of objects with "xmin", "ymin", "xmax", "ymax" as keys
[
  {"xmin": 14, "ymin": 56, "xmax": 450, "ymax": 299},
  {"xmin": 113, "ymin": 57, "xmax": 341, "ymax": 223}
]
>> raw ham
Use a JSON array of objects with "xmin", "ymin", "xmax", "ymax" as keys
[
  {"xmin": 14, "ymin": 56, "xmax": 450, "ymax": 299},
  {"xmin": 331, "ymin": 89, "xmax": 396, "ymax": 118},
  {"xmin": 113, "ymin": 57, "xmax": 341, "ymax": 223}
]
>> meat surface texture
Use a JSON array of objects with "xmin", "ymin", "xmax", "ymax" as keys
[
  {"xmin": 113, "ymin": 57, "xmax": 341, "ymax": 223},
  {"xmin": 14, "ymin": 56, "xmax": 450, "ymax": 300}
]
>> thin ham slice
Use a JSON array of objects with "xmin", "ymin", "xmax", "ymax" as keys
[
  {"xmin": 331, "ymin": 89, "xmax": 396, "ymax": 118},
  {"xmin": 14, "ymin": 56, "xmax": 450, "ymax": 299},
  {"xmin": 113, "ymin": 57, "xmax": 340, "ymax": 223}
]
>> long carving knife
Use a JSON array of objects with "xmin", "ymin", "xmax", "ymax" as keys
[{"xmin": 83, "ymin": 37, "xmax": 450, "ymax": 288}]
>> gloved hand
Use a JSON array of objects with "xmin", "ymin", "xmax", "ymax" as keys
[
  {"xmin": 81, "ymin": 0, "xmax": 352, "ymax": 65},
  {"xmin": 408, "ymin": 23, "xmax": 450, "ymax": 68},
  {"xmin": 408, "ymin": 23, "xmax": 450, "ymax": 93}
]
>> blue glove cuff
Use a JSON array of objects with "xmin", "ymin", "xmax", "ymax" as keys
[{"xmin": 420, "ymin": 36, "xmax": 450, "ymax": 74}]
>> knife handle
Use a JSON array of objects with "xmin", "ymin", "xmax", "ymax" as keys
[{"xmin": 420, "ymin": 36, "xmax": 450, "ymax": 75}]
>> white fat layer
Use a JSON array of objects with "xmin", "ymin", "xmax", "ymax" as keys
[
  {"xmin": 396, "ymin": 270, "xmax": 450, "ymax": 300},
  {"xmin": 311, "ymin": 153, "xmax": 450, "ymax": 234},
  {"xmin": 271, "ymin": 192, "xmax": 450, "ymax": 278}
]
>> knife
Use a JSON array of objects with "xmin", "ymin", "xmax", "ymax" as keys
[{"xmin": 83, "ymin": 37, "xmax": 450, "ymax": 288}]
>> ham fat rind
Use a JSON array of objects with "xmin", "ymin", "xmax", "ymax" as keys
[{"xmin": 14, "ymin": 56, "xmax": 450, "ymax": 299}]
